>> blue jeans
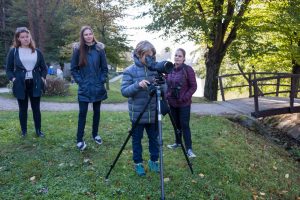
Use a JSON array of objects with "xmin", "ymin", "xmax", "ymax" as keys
[
  {"xmin": 17, "ymin": 79, "xmax": 41, "ymax": 133},
  {"xmin": 77, "ymin": 101, "xmax": 101, "ymax": 142},
  {"xmin": 131, "ymin": 123, "xmax": 159, "ymax": 164},
  {"xmin": 170, "ymin": 105, "xmax": 192, "ymax": 150}
]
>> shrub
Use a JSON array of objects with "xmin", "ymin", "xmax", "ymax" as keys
[
  {"xmin": 0, "ymin": 74, "xmax": 9, "ymax": 87},
  {"xmin": 44, "ymin": 77, "xmax": 70, "ymax": 96}
]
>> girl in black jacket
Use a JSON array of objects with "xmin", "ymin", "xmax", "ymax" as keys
[{"xmin": 6, "ymin": 27, "xmax": 47, "ymax": 137}]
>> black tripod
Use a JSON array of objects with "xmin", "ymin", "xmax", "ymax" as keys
[{"xmin": 105, "ymin": 84, "xmax": 193, "ymax": 200}]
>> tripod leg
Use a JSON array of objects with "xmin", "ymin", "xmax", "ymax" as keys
[
  {"xmin": 168, "ymin": 113, "xmax": 194, "ymax": 174},
  {"xmin": 105, "ymin": 95, "xmax": 154, "ymax": 180}
]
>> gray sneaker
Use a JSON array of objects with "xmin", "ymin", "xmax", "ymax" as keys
[
  {"xmin": 187, "ymin": 149, "xmax": 196, "ymax": 158},
  {"xmin": 167, "ymin": 143, "xmax": 181, "ymax": 149}
]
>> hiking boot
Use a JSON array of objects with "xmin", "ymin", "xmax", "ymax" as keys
[
  {"xmin": 167, "ymin": 143, "xmax": 181, "ymax": 149},
  {"xmin": 148, "ymin": 160, "xmax": 160, "ymax": 173},
  {"xmin": 93, "ymin": 135, "xmax": 102, "ymax": 145},
  {"xmin": 187, "ymin": 149, "xmax": 196, "ymax": 158},
  {"xmin": 135, "ymin": 163, "xmax": 146, "ymax": 176},
  {"xmin": 77, "ymin": 141, "xmax": 87, "ymax": 151}
]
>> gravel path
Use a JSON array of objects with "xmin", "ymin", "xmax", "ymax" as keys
[{"xmin": 0, "ymin": 96, "xmax": 240, "ymax": 115}]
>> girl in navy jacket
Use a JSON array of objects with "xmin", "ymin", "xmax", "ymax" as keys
[
  {"xmin": 6, "ymin": 27, "xmax": 47, "ymax": 137},
  {"xmin": 71, "ymin": 26, "xmax": 108, "ymax": 151}
]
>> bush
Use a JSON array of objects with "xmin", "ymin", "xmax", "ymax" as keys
[
  {"xmin": 0, "ymin": 74, "xmax": 9, "ymax": 87},
  {"xmin": 45, "ymin": 77, "xmax": 70, "ymax": 96}
]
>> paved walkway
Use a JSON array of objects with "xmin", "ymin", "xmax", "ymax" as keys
[{"xmin": 0, "ymin": 96, "xmax": 241, "ymax": 115}]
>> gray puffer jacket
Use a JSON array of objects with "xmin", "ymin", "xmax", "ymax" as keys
[{"xmin": 121, "ymin": 55, "xmax": 158, "ymax": 124}]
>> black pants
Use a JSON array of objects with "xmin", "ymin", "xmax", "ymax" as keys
[
  {"xmin": 17, "ymin": 79, "xmax": 41, "ymax": 133},
  {"xmin": 170, "ymin": 105, "xmax": 192, "ymax": 150},
  {"xmin": 77, "ymin": 101, "xmax": 101, "ymax": 143}
]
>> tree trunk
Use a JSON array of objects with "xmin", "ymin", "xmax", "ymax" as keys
[
  {"xmin": 36, "ymin": 0, "xmax": 46, "ymax": 53},
  {"xmin": 204, "ymin": 48, "xmax": 225, "ymax": 101},
  {"xmin": 26, "ymin": 0, "xmax": 37, "ymax": 43}
]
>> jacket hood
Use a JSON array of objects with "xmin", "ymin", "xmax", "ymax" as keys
[
  {"xmin": 133, "ymin": 54, "xmax": 145, "ymax": 68},
  {"xmin": 73, "ymin": 42, "xmax": 105, "ymax": 51}
]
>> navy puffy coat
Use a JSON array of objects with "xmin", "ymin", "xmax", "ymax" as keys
[
  {"xmin": 6, "ymin": 48, "xmax": 47, "ymax": 100},
  {"xmin": 121, "ymin": 55, "xmax": 158, "ymax": 124},
  {"xmin": 71, "ymin": 42, "xmax": 108, "ymax": 102}
]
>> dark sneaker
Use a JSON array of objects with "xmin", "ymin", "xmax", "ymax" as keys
[
  {"xmin": 77, "ymin": 141, "xmax": 87, "ymax": 151},
  {"xmin": 148, "ymin": 160, "xmax": 160, "ymax": 173},
  {"xmin": 93, "ymin": 135, "xmax": 102, "ymax": 145},
  {"xmin": 36, "ymin": 131, "xmax": 45, "ymax": 137},
  {"xmin": 167, "ymin": 143, "xmax": 181, "ymax": 149},
  {"xmin": 21, "ymin": 131, "xmax": 27, "ymax": 137},
  {"xmin": 187, "ymin": 149, "xmax": 196, "ymax": 158},
  {"xmin": 135, "ymin": 163, "xmax": 146, "ymax": 176}
]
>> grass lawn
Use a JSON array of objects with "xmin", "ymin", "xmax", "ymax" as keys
[{"xmin": 0, "ymin": 111, "xmax": 299, "ymax": 199}]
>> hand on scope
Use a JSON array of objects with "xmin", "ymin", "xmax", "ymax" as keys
[{"xmin": 139, "ymin": 80, "xmax": 150, "ymax": 88}]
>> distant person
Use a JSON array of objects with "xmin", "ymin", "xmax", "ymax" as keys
[
  {"xmin": 56, "ymin": 66, "xmax": 63, "ymax": 79},
  {"xmin": 47, "ymin": 64, "xmax": 54, "ymax": 75},
  {"xmin": 121, "ymin": 40, "xmax": 160, "ymax": 176},
  {"xmin": 71, "ymin": 25, "xmax": 108, "ymax": 151},
  {"xmin": 166, "ymin": 48, "xmax": 197, "ymax": 158},
  {"xmin": 6, "ymin": 27, "xmax": 47, "ymax": 137}
]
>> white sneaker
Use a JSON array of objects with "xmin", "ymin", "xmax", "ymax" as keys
[
  {"xmin": 77, "ymin": 141, "xmax": 87, "ymax": 151},
  {"xmin": 93, "ymin": 135, "xmax": 102, "ymax": 145},
  {"xmin": 187, "ymin": 149, "xmax": 196, "ymax": 158}
]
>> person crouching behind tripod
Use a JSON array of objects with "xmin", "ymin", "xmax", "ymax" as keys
[
  {"xmin": 166, "ymin": 48, "xmax": 197, "ymax": 158},
  {"xmin": 121, "ymin": 40, "xmax": 160, "ymax": 176}
]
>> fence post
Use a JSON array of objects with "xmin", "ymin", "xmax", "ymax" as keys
[
  {"xmin": 218, "ymin": 76, "xmax": 225, "ymax": 101},
  {"xmin": 249, "ymin": 73, "xmax": 252, "ymax": 97},
  {"xmin": 290, "ymin": 76, "xmax": 295, "ymax": 112},
  {"xmin": 276, "ymin": 77, "xmax": 280, "ymax": 97},
  {"xmin": 253, "ymin": 80, "xmax": 259, "ymax": 115}
]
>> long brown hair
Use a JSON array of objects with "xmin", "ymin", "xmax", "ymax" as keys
[
  {"xmin": 13, "ymin": 27, "xmax": 36, "ymax": 53},
  {"xmin": 78, "ymin": 26, "xmax": 97, "ymax": 67}
]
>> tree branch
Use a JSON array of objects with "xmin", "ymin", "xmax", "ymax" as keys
[
  {"xmin": 223, "ymin": 0, "xmax": 251, "ymax": 51},
  {"xmin": 222, "ymin": 0, "xmax": 235, "ymax": 34},
  {"xmin": 196, "ymin": 1, "xmax": 210, "ymax": 39},
  {"xmin": 213, "ymin": 0, "xmax": 225, "ymax": 50}
]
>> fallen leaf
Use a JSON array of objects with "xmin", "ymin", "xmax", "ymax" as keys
[
  {"xmin": 164, "ymin": 178, "xmax": 170, "ymax": 182},
  {"xmin": 259, "ymin": 192, "xmax": 265, "ymax": 196},
  {"xmin": 285, "ymin": 174, "xmax": 289, "ymax": 179},
  {"xmin": 279, "ymin": 190, "xmax": 288, "ymax": 194},
  {"xmin": 198, "ymin": 173, "xmax": 205, "ymax": 178}
]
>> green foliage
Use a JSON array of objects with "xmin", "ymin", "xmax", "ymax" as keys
[
  {"xmin": 0, "ymin": 112, "xmax": 299, "ymax": 199},
  {"xmin": 44, "ymin": 76, "xmax": 70, "ymax": 97}
]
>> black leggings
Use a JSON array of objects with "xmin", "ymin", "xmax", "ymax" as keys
[{"xmin": 17, "ymin": 79, "xmax": 41, "ymax": 133}]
